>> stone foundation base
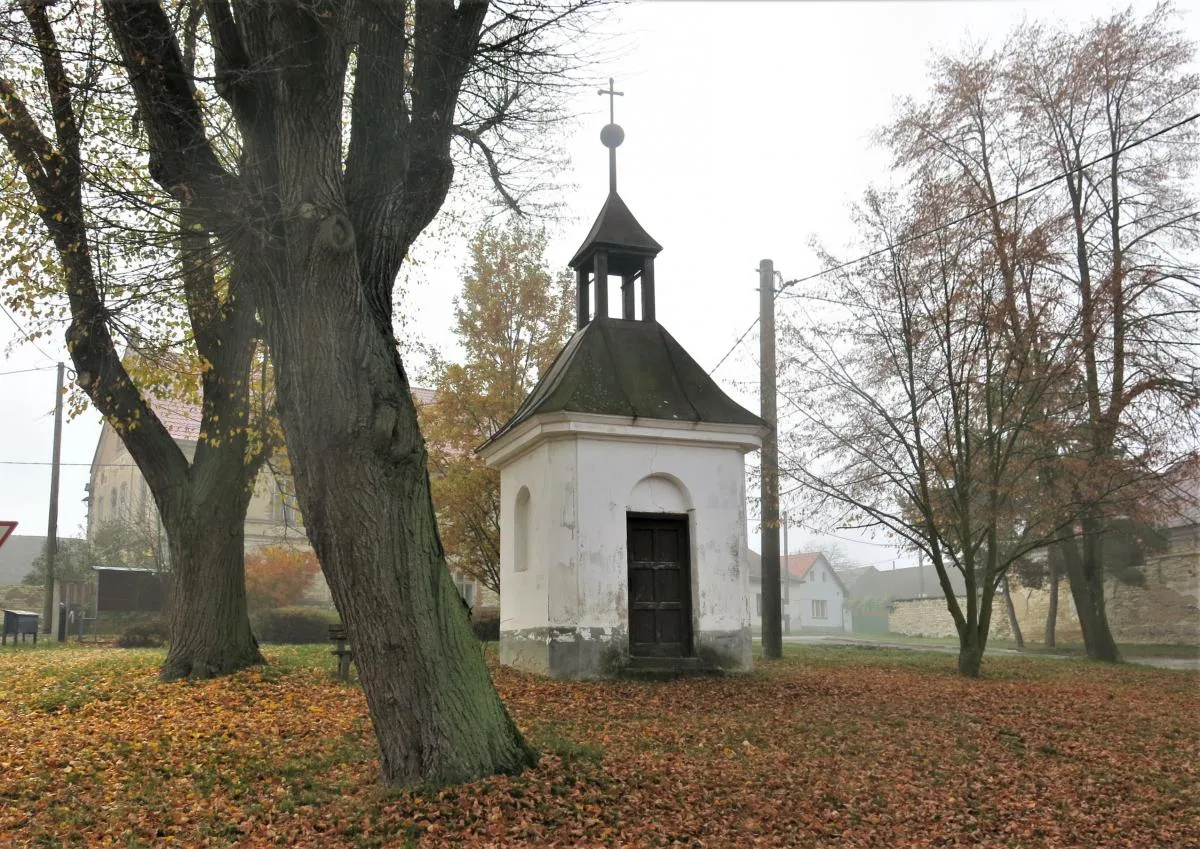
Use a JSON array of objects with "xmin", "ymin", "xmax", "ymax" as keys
[{"xmin": 501, "ymin": 626, "xmax": 752, "ymax": 679}]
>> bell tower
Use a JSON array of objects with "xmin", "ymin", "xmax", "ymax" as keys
[{"xmin": 570, "ymin": 78, "xmax": 663, "ymax": 327}]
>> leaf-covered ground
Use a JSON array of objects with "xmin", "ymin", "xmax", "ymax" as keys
[{"xmin": 0, "ymin": 644, "xmax": 1195, "ymax": 848}]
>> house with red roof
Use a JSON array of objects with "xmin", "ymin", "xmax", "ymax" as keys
[
  {"xmin": 86, "ymin": 396, "xmax": 308, "ymax": 554},
  {"xmin": 747, "ymin": 550, "xmax": 849, "ymax": 633}
]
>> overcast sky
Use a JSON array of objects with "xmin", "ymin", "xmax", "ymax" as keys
[{"xmin": 1, "ymin": 0, "xmax": 1194, "ymax": 569}]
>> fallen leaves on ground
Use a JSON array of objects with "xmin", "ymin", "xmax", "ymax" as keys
[{"xmin": 0, "ymin": 643, "xmax": 1195, "ymax": 848}]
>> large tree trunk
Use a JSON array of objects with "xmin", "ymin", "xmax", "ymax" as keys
[
  {"xmin": 158, "ymin": 389, "xmax": 265, "ymax": 682},
  {"xmin": 957, "ymin": 627, "xmax": 984, "ymax": 678},
  {"xmin": 161, "ymin": 493, "xmax": 263, "ymax": 680},
  {"xmin": 1061, "ymin": 524, "xmax": 1120, "ymax": 662},
  {"xmin": 255, "ymin": 188, "xmax": 535, "ymax": 782},
  {"xmin": 955, "ymin": 589, "xmax": 984, "ymax": 679},
  {"xmin": 228, "ymin": 1, "xmax": 536, "ymax": 786},
  {"xmin": 99, "ymin": 0, "xmax": 534, "ymax": 784},
  {"xmin": 1065, "ymin": 556, "xmax": 1121, "ymax": 662},
  {"xmin": 268, "ymin": 288, "xmax": 535, "ymax": 784}
]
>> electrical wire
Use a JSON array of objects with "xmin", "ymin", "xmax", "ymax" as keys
[
  {"xmin": 0, "ymin": 302, "xmax": 56, "ymax": 363},
  {"xmin": 0, "ymin": 365, "xmax": 57, "ymax": 377},
  {"xmin": 708, "ymin": 315, "xmax": 760, "ymax": 376},
  {"xmin": 776, "ymin": 109, "xmax": 1200, "ymax": 299},
  {"xmin": 707, "ymin": 109, "xmax": 1200, "ymax": 374}
]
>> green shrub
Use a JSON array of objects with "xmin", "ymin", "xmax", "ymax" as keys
[
  {"xmin": 252, "ymin": 606, "xmax": 339, "ymax": 644},
  {"xmin": 117, "ymin": 619, "xmax": 169, "ymax": 648},
  {"xmin": 472, "ymin": 609, "xmax": 500, "ymax": 642}
]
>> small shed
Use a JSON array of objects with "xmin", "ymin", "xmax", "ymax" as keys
[
  {"xmin": 94, "ymin": 566, "xmax": 169, "ymax": 613},
  {"xmin": 2, "ymin": 609, "xmax": 39, "ymax": 645}
]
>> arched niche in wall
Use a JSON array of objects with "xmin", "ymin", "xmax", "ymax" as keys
[
  {"xmin": 628, "ymin": 473, "xmax": 692, "ymax": 515},
  {"xmin": 514, "ymin": 486, "xmax": 531, "ymax": 572}
]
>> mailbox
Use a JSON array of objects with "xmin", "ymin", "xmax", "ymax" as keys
[{"xmin": 2, "ymin": 609, "xmax": 39, "ymax": 645}]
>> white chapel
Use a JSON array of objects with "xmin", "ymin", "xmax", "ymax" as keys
[{"xmin": 478, "ymin": 100, "xmax": 765, "ymax": 678}]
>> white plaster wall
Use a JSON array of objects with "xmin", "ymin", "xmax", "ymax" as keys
[
  {"xmin": 796, "ymin": 560, "xmax": 846, "ymax": 629},
  {"xmin": 570, "ymin": 434, "xmax": 751, "ymax": 636},
  {"xmin": 488, "ymin": 413, "xmax": 760, "ymax": 664},
  {"xmin": 498, "ymin": 437, "xmax": 578, "ymax": 633},
  {"xmin": 750, "ymin": 560, "xmax": 847, "ymax": 631}
]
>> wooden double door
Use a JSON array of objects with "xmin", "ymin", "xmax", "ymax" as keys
[{"xmin": 627, "ymin": 514, "xmax": 693, "ymax": 658}]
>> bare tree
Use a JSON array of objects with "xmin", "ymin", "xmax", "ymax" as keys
[
  {"xmin": 790, "ymin": 4, "xmax": 1200, "ymax": 669},
  {"xmin": 1009, "ymin": 3, "xmax": 1200, "ymax": 661},
  {"xmin": 782, "ymin": 172, "xmax": 1072, "ymax": 676}
]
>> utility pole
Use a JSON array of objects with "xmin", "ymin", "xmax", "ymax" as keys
[
  {"xmin": 42, "ymin": 361, "xmax": 65, "ymax": 632},
  {"xmin": 782, "ymin": 511, "xmax": 789, "ymax": 636},
  {"xmin": 759, "ymin": 259, "xmax": 782, "ymax": 659}
]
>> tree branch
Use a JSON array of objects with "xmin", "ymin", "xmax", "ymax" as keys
[{"xmin": 101, "ymin": 0, "xmax": 238, "ymax": 215}]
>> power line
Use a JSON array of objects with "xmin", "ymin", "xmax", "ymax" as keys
[
  {"xmin": 0, "ymin": 365, "xmax": 57, "ymax": 377},
  {"xmin": 777, "ymin": 109, "xmax": 1200, "ymax": 300},
  {"xmin": 708, "ymin": 109, "xmax": 1200, "ymax": 374},
  {"xmin": 0, "ymin": 301, "xmax": 56, "ymax": 363},
  {"xmin": 708, "ymin": 315, "xmax": 759, "ymax": 376}
]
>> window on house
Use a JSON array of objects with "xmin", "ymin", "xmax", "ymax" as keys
[
  {"xmin": 756, "ymin": 593, "xmax": 762, "ymax": 616},
  {"xmin": 812, "ymin": 599, "xmax": 828, "ymax": 619},
  {"xmin": 821, "ymin": 570, "xmax": 827, "ymax": 583}
]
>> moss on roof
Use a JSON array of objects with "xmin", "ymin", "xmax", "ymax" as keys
[{"xmin": 483, "ymin": 317, "xmax": 764, "ymax": 449}]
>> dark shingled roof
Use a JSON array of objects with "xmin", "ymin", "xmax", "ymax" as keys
[
  {"xmin": 850, "ymin": 563, "xmax": 968, "ymax": 602},
  {"xmin": 569, "ymin": 192, "xmax": 663, "ymax": 274},
  {"xmin": 482, "ymin": 317, "xmax": 764, "ymax": 448}
]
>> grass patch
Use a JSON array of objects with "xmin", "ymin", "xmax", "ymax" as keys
[{"xmin": 804, "ymin": 631, "xmax": 1200, "ymax": 660}]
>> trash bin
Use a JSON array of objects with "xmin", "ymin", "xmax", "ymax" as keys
[{"xmin": 2, "ymin": 610, "xmax": 39, "ymax": 645}]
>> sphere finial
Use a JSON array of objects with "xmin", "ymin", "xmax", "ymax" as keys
[{"xmin": 598, "ymin": 78, "xmax": 625, "ymax": 194}]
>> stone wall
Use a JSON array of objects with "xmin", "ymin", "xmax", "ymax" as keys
[
  {"xmin": 891, "ymin": 528, "xmax": 1200, "ymax": 646},
  {"xmin": 888, "ymin": 597, "xmax": 1013, "ymax": 640},
  {"xmin": 1102, "ymin": 524, "xmax": 1197, "ymax": 645},
  {"xmin": 1007, "ymin": 584, "xmax": 1083, "ymax": 644},
  {"xmin": 1010, "ymin": 529, "xmax": 1199, "ymax": 646}
]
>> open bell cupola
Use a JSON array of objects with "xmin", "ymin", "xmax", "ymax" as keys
[{"xmin": 569, "ymin": 82, "xmax": 663, "ymax": 327}]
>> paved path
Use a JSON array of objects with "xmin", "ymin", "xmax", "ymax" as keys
[{"xmin": 782, "ymin": 634, "xmax": 1200, "ymax": 671}]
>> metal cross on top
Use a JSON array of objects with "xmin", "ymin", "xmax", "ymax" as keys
[{"xmin": 599, "ymin": 77, "xmax": 624, "ymax": 124}]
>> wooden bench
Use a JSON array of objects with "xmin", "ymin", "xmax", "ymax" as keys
[{"xmin": 329, "ymin": 623, "xmax": 353, "ymax": 681}]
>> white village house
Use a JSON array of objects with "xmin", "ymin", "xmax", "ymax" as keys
[
  {"xmin": 479, "ymin": 111, "xmax": 766, "ymax": 678},
  {"xmin": 747, "ymin": 551, "xmax": 850, "ymax": 633}
]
